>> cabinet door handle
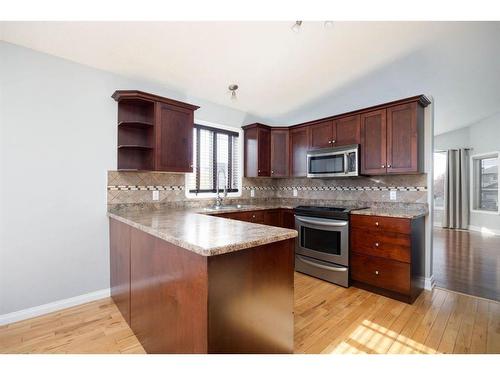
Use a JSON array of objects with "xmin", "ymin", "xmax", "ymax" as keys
[
  {"xmin": 328, "ymin": 140, "xmax": 332, "ymax": 144},
  {"xmin": 332, "ymin": 140, "xmax": 336, "ymax": 144},
  {"xmin": 375, "ymin": 270, "xmax": 379, "ymax": 275},
  {"xmin": 252, "ymin": 215, "xmax": 256, "ymax": 218},
  {"xmin": 258, "ymin": 169, "xmax": 261, "ymax": 173},
  {"xmin": 375, "ymin": 242, "xmax": 379, "ymax": 247},
  {"xmin": 271, "ymin": 170, "xmax": 274, "ymax": 174},
  {"xmin": 375, "ymin": 221, "xmax": 379, "ymax": 226},
  {"xmin": 381, "ymin": 165, "xmax": 385, "ymax": 168}
]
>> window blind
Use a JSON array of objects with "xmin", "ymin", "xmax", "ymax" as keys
[{"xmin": 187, "ymin": 124, "xmax": 240, "ymax": 194}]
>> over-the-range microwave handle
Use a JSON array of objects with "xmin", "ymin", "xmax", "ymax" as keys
[
  {"xmin": 295, "ymin": 215, "xmax": 348, "ymax": 227},
  {"xmin": 297, "ymin": 255, "xmax": 348, "ymax": 272}
]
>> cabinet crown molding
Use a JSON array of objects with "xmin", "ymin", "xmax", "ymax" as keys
[{"xmin": 112, "ymin": 90, "xmax": 200, "ymax": 111}]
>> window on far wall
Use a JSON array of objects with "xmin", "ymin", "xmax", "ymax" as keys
[
  {"xmin": 186, "ymin": 123, "xmax": 241, "ymax": 197},
  {"xmin": 472, "ymin": 153, "xmax": 499, "ymax": 213},
  {"xmin": 433, "ymin": 151, "xmax": 447, "ymax": 209}
]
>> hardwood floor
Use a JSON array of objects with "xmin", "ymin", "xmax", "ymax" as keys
[
  {"xmin": 433, "ymin": 228, "xmax": 500, "ymax": 301},
  {"xmin": 1, "ymin": 272, "xmax": 499, "ymax": 354}
]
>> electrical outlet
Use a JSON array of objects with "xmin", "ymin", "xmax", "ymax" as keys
[
  {"xmin": 250, "ymin": 188, "xmax": 255, "ymax": 198},
  {"xmin": 293, "ymin": 188, "xmax": 298, "ymax": 197},
  {"xmin": 152, "ymin": 190, "xmax": 160, "ymax": 201},
  {"xmin": 390, "ymin": 190, "xmax": 397, "ymax": 200}
]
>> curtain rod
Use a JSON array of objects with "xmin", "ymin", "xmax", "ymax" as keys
[{"xmin": 434, "ymin": 148, "xmax": 473, "ymax": 152}]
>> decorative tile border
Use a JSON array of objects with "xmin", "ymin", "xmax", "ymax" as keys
[
  {"xmin": 243, "ymin": 186, "xmax": 427, "ymax": 192},
  {"xmin": 108, "ymin": 185, "xmax": 185, "ymax": 191},
  {"xmin": 109, "ymin": 184, "xmax": 426, "ymax": 192}
]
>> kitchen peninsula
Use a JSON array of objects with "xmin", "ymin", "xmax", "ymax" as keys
[{"xmin": 108, "ymin": 206, "xmax": 297, "ymax": 354}]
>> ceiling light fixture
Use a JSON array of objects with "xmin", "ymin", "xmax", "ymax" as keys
[
  {"xmin": 291, "ymin": 21, "xmax": 302, "ymax": 33},
  {"xmin": 228, "ymin": 84, "xmax": 239, "ymax": 100}
]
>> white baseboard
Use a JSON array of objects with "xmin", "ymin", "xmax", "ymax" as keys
[
  {"xmin": 424, "ymin": 275, "xmax": 435, "ymax": 291},
  {"xmin": 0, "ymin": 288, "xmax": 110, "ymax": 326},
  {"xmin": 468, "ymin": 225, "xmax": 500, "ymax": 236}
]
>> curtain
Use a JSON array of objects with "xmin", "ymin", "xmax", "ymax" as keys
[{"xmin": 442, "ymin": 149, "xmax": 470, "ymax": 229}]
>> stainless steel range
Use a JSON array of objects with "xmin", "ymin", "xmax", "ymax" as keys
[{"xmin": 294, "ymin": 205, "xmax": 359, "ymax": 287}]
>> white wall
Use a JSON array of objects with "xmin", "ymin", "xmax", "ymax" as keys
[
  {"xmin": 434, "ymin": 111, "xmax": 500, "ymax": 231},
  {"xmin": 0, "ymin": 41, "xmax": 253, "ymax": 315}
]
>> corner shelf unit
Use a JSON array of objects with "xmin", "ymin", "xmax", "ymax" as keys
[
  {"xmin": 112, "ymin": 90, "xmax": 200, "ymax": 172},
  {"xmin": 114, "ymin": 96, "xmax": 155, "ymax": 171}
]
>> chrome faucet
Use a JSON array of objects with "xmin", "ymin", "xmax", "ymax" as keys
[{"xmin": 215, "ymin": 169, "xmax": 227, "ymax": 207}]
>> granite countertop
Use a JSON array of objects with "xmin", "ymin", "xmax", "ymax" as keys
[
  {"xmin": 350, "ymin": 207, "xmax": 428, "ymax": 219},
  {"xmin": 108, "ymin": 206, "xmax": 297, "ymax": 257}
]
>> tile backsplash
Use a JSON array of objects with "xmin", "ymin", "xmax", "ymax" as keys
[{"xmin": 107, "ymin": 171, "xmax": 428, "ymax": 207}]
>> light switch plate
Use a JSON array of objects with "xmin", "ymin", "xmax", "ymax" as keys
[
  {"xmin": 152, "ymin": 190, "xmax": 160, "ymax": 201},
  {"xmin": 293, "ymin": 188, "xmax": 298, "ymax": 197},
  {"xmin": 390, "ymin": 190, "xmax": 397, "ymax": 200},
  {"xmin": 250, "ymin": 189, "xmax": 255, "ymax": 197}
]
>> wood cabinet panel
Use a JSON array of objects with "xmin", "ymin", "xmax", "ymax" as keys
[
  {"xmin": 155, "ymin": 103, "xmax": 193, "ymax": 172},
  {"xmin": 264, "ymin": 209, "xmax": 282, "ymax": 227},
  {"xmin": 309, "ymin": 120, "xmax": 334, "ymax": 149},
  {"xmin": 360, "ymin": 109, "xmax": 387, "ymax": 175},
  {"xmin": 244, "ymin": 127, "xmax": 259, "ymax": 177},
  {"xmin": 270, "ymin": 129, "xmax": 289, "ymax": 177},
  {"xmin": 109, "ymin": 218, "xmax": 131, "ymax": 324},
  {"xmin": 258, "ymin": 127, "xmax": 271, "ymax": 176},
  {"xmin": 351, "ymin": 214, "xmax": 411, "ymax": 234},
  {"xmin": 387, "ymin": 102, "xmax": 422, "ymax": 174},
  {"xmin": 335, "ymin": 114, "xmax": 360, "ymax": 146},
  {"xmin": 351, "ymin": 252, "xmax": 411, "ymax": 295},
  {"xmin": 207, "ymin": 239, "xmax": 295, "ymax": 353},
  {"xmin": 281, "ymin": 209, "xmax": 295, "ymax": 230},
  {"xmin": 350, "ymin": 228, "xmax": 411, "ymax": 263},
  {"xmin": 289, "ymin": 127, "xmax": 310, "ymax": 177},
  {"xmin": 130, "ymin": 227, "xmax": 208, "ymax": 353},
  {"xmin": 243, "ymin": 124, "xmax": 271, "ymax": 177}
]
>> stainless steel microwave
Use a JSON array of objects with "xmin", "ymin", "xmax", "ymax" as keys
[{"xmin": 306, "ymin": 144, "xmax": 359, "ymax": 178}]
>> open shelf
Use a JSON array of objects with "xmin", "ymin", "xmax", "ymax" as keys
[
  {"xmin": 117, "ymin": 145, "xmax": 153, "ymax": 150},
  {"xmin": 118, "ymin": 121, "xmax": 154, "ymax": 129}
]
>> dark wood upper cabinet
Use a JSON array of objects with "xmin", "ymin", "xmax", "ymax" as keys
[
  {"xmin": 335, "ymin": 114, "xmax": 360, "ymax": 146},
  {"xmin": 242, "ymin": 95, "xmax": 429, "ymax": 177},
  {"xmin": 243, "ymin": 124, "xmax": 271, "ymax": 177},
  {"xmin": 289, "ymin": 126, "xmax": 310, "ymax": 177},
  {"xmin": 360, "ymin": 109, "xmax": 387, "ymax": 175},
  {"xmin": 112, "ymin": 90, "xmax": 199, "ymax": 172},
  {"xmin": 155, "ymin": 103, "xmax": 194, "ymax": 172},
  {"xmin": 387, "ymin": 102, "xmax": 424, "ymax": 174},
  {"xmin": 270, "ymin": 128, "xmax": 289, "ymax": 177},
  {"xmin": 309, "ymin": 120, "xmax": 334, "ymax": 149}
]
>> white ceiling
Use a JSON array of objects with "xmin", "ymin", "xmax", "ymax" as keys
[{"xmin": 1, "ymin": 21, "xmax": 499, "ymax": 134}]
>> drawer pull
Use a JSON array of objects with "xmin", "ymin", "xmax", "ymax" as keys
[
  {"xmin": 252, "ymin": 215, "xmax": 256, "ymax": 218},
  {"xmin": 375, "ymin": 221, "xmax": 379, "ymax": 226},
  {"xmin": 375, "ymin": 242, "xmax": 379, "ymax": 247},
  {"xmin": 375, "ymin": 270, "xmax": 379, "ymax": 275}
]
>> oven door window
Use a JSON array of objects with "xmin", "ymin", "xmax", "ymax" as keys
[
  {"xmin": 300, "ymin": 227, "xmax": 342, "ymax": 256},
  {"xmin": 308, "ymin": 154, "xmax": 344, "ymax": 174}
]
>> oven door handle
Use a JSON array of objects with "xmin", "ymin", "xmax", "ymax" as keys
[
  {"xmin": 295, "ymin": 215, "xmax": 348, "ymax": 227},
  {"xmin": 297, "ymin": 255, "xmax": 348, "ymax": 272}
]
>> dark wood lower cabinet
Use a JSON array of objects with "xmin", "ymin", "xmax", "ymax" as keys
[
  {"xmin": 110, "ymin": 218, "xmax": 295, "ymax": 353},
  {"xmin": 109, "ymin": 218, "xmax": 131, "ymax": 325},
  {"xmin": 208, "ymin": 239, "xmax": 294, "ymax": 353},
  {"xmin": 350, "ymin": 215, "xmax": 425, "ymax": 304}
]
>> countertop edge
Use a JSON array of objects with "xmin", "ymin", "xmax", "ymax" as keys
[{"xmin": 108, "ymin": 212, "xmax": 297, "ymax": 257}]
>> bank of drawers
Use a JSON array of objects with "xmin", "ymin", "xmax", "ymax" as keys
[{"xmin": 350, "ymin": 214, "xmax": 421, "ymax": 301}]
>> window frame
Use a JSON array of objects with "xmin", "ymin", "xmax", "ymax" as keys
[
  {"xmin": 433, "ymin": 151, "xmax": 447, "ymax": 211},
  {"xmin": 470, "ymin": 151, "xmax": 500, "ymax": 215},
  {"xmin": 185, "ymin": 119, "xmax": 243, "ymax": 199}
]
